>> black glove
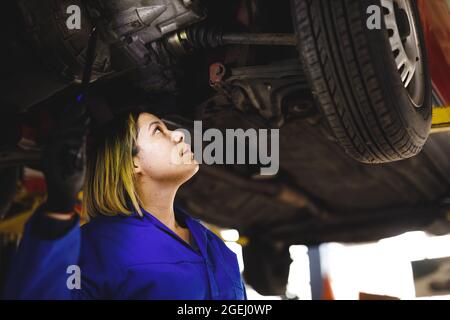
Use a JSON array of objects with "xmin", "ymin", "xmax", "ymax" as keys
[{"xmin": 42, "ymin": 103, "xmax": 90, "ymax": 213}]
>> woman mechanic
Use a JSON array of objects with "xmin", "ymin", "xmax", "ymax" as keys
[{"xmin": 4, "ymin": 104, "xmax": 247, "ymax": 300}]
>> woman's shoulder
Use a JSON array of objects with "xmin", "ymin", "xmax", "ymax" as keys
[
  {"xmin": 79, "ymin": 215, "xmax": 152, "ymax": 271},
  {"xmin": 80, "ymin": 214, "xmax": 147, "ymax": 252},
  {"xmin": 81, "ymin": 213, "xmax": 146, "ymax": 232}
]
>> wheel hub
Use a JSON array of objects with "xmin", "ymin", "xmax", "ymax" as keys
[{"xmin": 381, "ymin": 0, "xmax": 425, "ymax": 107}]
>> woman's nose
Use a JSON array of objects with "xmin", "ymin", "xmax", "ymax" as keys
[{"xmin": 171, "ymin": 130, "xmax": 185, "ymax": 143}]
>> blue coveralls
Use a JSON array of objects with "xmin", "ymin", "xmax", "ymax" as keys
[{"xmin": 3, "ymin": 205, "xmax": 247, "ymax": 300}]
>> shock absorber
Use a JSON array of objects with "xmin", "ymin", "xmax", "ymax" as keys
[
  {"xmin": 163, "ymin": 24, "xmax": 297, "ymax": 57},
  {"xmin": 163, "ymin": 24, "xmax": 223, "ymax": 57}
]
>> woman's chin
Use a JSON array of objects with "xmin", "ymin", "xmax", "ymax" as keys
[
  {"xmin": 177, "ymin": 161, "xmax": 199, "ymax": 184},
  {"xmin": 193, "ymin": 161, "xmax": 200, "ymax": 174},
  {"xmin": 181, "ymin": 154, "xmax": 199, "ymax": 173},
  {"xmin": 187, "ymin": 159, "xmax": 200, "ymax": 175}
]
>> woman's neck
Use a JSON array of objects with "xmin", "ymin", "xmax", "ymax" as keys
[{"xmin": 137, "ymin": 179, "xmax": 180, "ymax": 230}]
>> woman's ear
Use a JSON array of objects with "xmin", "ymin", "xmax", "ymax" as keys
[{"xmin": 133, "ymin": 156, "xmax": 142, "ymax": 174}]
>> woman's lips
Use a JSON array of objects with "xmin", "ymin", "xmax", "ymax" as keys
[
  {"xmin": 182, "ymin": 146, "xmax": 195, "ymax": 161},
  {"xmin": 180, "ymin": 145, "xmax": 192, "ymax": 157}
]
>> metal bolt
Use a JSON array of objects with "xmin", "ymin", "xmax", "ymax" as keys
[{"xmin": 183, "ymin": 0, "xmax": 193, "ymax": 8}]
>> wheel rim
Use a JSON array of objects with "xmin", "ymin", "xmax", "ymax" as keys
[{"xmin": 381, "ymin": 0, "xmax": 425, "ymax": 107}]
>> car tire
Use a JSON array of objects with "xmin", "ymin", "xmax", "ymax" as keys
[{"xmin": 291, "ymin": 0, "xmax": 432, "ymax": 163}]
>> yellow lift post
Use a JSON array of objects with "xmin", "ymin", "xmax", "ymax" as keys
[{"xmin": 431, "ymin": 105, "xmax": 450, "ymax": 134}]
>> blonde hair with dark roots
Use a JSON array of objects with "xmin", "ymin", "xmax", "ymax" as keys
[{"xmin": 82, "ymin": 109, "xmax": 144, "ymax": 220}]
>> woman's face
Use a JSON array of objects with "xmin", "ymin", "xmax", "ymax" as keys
[{"xmin": 133, "ymin": 112, "xmax": 199, "ymax": 184}]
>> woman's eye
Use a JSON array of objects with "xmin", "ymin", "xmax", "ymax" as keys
[{"xmin": 154, "ymin": 127, "xmax": 164, "ymax": 135}]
